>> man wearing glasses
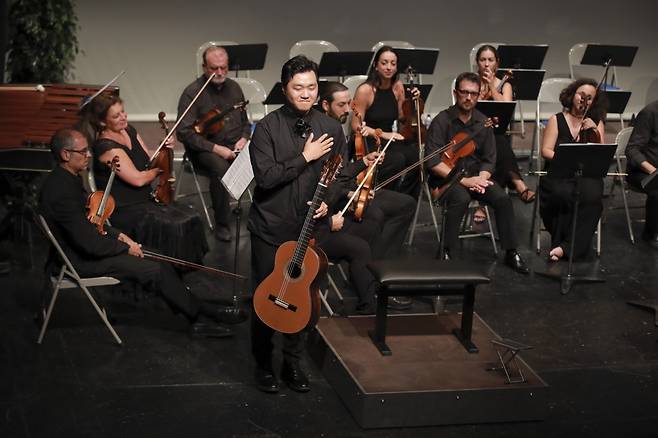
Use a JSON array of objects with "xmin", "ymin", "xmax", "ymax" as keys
[
  {"xmin": 425, "ymin": 72, "xmax": 529, "ymax": 273},
  {"xmin": 177, "ymin": 45, "xmax": 252, "ymax": 242}
]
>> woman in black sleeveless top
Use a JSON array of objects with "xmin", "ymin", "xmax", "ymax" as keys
[
  {"xmin": 352, "ymin": 46, "xmax": 420, "ymax": 196},
  {"xmin": 81, "ymin": 94, "xmax": 208, "ymax": 262},
  {"xmin": 476, "ymin": 45, "xmax": 535, "ymax": 203},
  {"xmin": 539, "ymin": 78, "xmax": 607, "ymax": 261}
]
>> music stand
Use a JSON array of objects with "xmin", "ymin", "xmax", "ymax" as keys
[
  {"xmin": 263, "ymin": 82, "xmax": 285, "ymax": 107},
  {"xmin": 536, "ymin": 143, "xmax": 616, "ymax": 295},
  {"xmin": 580, "ymin": 44, "xmax": 638, "ymax": 68},
  {"xmin": 497, "ymin": 45, "xmax": 549, "ymax": 69},
  {"xmin": 224, "ymin": 44, "xmax": 268, "ymax": 77},
  {"xmin": 495, "ymin": 68, "xmax": 545, "ymax": 138},
  {"xmin": 403, "ymin": 84, "xmax": 432, "ymax": 102},
  {"xmin": 476, "ymin": 101, "xmax": 516, "ymax": 135},
  {"xmin": 394, "ymin": 47, "xmax": 440, "ymax": 76},
  {"xmin": 318, "ymin": 51, "xmax": 373, "ymax": 81}
]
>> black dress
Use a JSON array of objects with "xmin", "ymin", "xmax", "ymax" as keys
[
  {"xmin": 539, "ymin": 112, "xmax": 604, "ymax": 259},
  {"xmin": 363, "ymin": 86, "xmax": 418, "ymax": 196},
  {"xmin": 93, "ymin": 125, "xmax": 208, "ymax": 262}
]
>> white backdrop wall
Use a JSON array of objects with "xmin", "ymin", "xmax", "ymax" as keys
[{"xmin": 73, "ymin": 0, "xmax": 658, "ymax": 121}]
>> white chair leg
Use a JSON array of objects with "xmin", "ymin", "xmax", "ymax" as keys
[
  {"xmin": 596, "ymin": 220, "xmax": 602, "ymax": 257},
  {"xmin": 79, "ymin": 285, "xmax": 123, "ymax": 345},
  {"xmin": 484, "ymin": 206, "xmax": 498, "ymax": 255},
  {"xmin": 37, "ymin": 269, "xmax": 65, "ymax": 344},
  {"xmin": 188, "ymin": 160, "xmax": 214, "ymax": 231}
]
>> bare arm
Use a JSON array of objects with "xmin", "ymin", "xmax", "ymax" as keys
[
  {"xmin": 98, "ymin": 148, "xmax": 159, "ymax": 187},
  {"xmin": 541, "ymin": 115, "xmax": 559, "ymax": 161}
]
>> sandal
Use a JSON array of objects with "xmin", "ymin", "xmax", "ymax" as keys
[
  {"xmin": 472, "ymin": 207, "xmax": 487, "ymax": 224},
  {"xmin": 519, "ymin": 188, "xmax": 536, "ymax": 204},
  {"xmin": 548, "ymin": 246, "xmax": 564, "ymax": 262}
]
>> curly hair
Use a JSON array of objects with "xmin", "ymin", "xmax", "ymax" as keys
[{"xmin": 559, "ymin": 78, "xmax": 608, "ymax": 122}]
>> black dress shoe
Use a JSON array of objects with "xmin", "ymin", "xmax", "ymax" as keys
[
  {"xmin": 281, "ymin": 362, "xmax": 310, "ymax": 393},
  {"xmin": 435, "ymin": 248, "xmax": 451, "ymax": 260},
  {"xmin": 255, "ymin": 366, "xmax": 280, "ymax": 393},
  {"xmin": 387, "ymin": 296, "xmax": 412, "ymax": 310},
  {"xmin": 189, "ymin": 321, "xmax": 233, "ymax": 338},
  {"xmin": 641, "ymin": 230, "xmax": 658, "ymax": 249},
  {"xmin": 214, "ymin": 226, "xmax": 232, "ymax": 242},
  {"xmin": 504, "ymin": 250, "xmax": 529, "ymax": 274},
  {"xmin": 210, "ymin": 306, "xmax": 248, "ymax": 325},
  {"xmin": 354, "ymin": 301, "xmax": 376, "ymax": 315}
]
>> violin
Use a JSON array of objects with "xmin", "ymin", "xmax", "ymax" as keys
[
  {"xmin": 351, "ymin": 102, "xmax": 382, "ymax": 221},
  {"xmin": 193, "ymin": 100, "xmax": 249, "ymax": 138},
  {"xmin": 86, "ymin": 156, "xmax": 120, "ymax": 235},
  {"xmin": 398, "ymin": 66, "xmax": 426, "ymax": 144},
  {"xmin": 480, "ymin": 69, "xmax": 513, "ymax": 101},
  {"xmin": 575, "ymin": 95, "xmax": 602, "ymax": 143},
  {"xmin": 150, "ymin": 112, "xmax": 176, "ymax": 205}
]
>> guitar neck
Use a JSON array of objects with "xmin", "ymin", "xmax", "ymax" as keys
[{"xmin": 290, "ymin": 182, "xmax": 327, "ymax": 268}]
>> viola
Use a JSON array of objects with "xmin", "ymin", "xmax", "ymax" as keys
[
  {"xmin": 575, "ymin": 95, "xmax": 602, "ymax": 143},
  {"xmin": 480, "ymin": 69, "xmax": 513, "ymax": 101},
  {"xmin": 253, "ymin": 155, "xmax": 343, "ymax": 334},
  {"xmin": 150, "ymin": 112, "xmax": 176, "ymax": 205},
  {"xmin": 193, "ymin": 100, "xmax": 249, "ymax": 138},
  {"xmin": 398, "ymin": 66, "xmax": 426, "ymax": 145},
  {"xmin": 86, "ymin": 156, "xmax": 120, "ymax": 235},
  {"xmin": 351, "ymin": 101, "xmax": 382, "ymax": 221}
]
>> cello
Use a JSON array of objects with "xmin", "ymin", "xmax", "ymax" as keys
[
  {"xmin": 86, "ymin": 156, "xmax": 120, "ymax": 235},
  {"xmin": 253, "ymin": 155, "xmax": 343, "ymax": 334}
]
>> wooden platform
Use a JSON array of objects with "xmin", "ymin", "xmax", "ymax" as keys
[{"xmin": 308, "ymin": 313, "xmax": 548, "ymax": 428}]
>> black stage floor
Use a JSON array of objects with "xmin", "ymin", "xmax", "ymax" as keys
[{"xmin": 1, "ymin": 170, "xmax": 657, "ymax": 437}]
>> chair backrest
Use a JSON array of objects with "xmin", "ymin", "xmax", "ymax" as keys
[
  {"xmin": 289, "ymin": 40, "xmax": 338, "ymax": 64},
  {"xmin": 371, "ymin": 40, "xmax": 415, "ymax": 52},
  {"xmin": 37, "ymin": 214, "xmax": 82, "ymax": 281},
  {"xmin": 469, "ymin": 42, "xmax": 503, "ymax": 72},
  {"xmin": 234, "ymin": 77, "xmax": 267, "ymax": 121},
  {"xmin": 536, "ymin": 78, "xmax": 571, "ymax": 120},
  {"xmin": 196, "ymin": 41, "xmax": 239, "ymax": 77},
  {"xmin": 614, "ymin": 126, "xmax": 634, "ymax": 160},
  {"xmin": 342, "ymin": 75, "xmax": 368, "ymax": 100},
  {"xmin": 568, "ymin": 43, "xmax": 588, "ymax": 79},
  {"xmin": 569, "ymin": 42, "xmax": 619, "ymax": 84}
]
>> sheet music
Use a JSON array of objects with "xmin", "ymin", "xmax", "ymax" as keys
[{"xmin": 221, "ymin": 141, "xmax": 254, "ymax": 200}]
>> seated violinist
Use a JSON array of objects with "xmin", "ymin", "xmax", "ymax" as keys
[
  {"xmin": 425, "ymin": 72, "xmax": 529, "ymax": 273},
  {"xmin": 39, "ymin": 129, "xmax": 246, "ymax": 337},
  {"xmin": 79, "ymin": 94, "xmax": 208, "ymax": 263},
  {"xmin": 539, "ymin": 78, "xmax": 607, "ymax": 261},
  {"xmin": 176, "ymin": 45, "xmax": 252, "ymax": 242}
]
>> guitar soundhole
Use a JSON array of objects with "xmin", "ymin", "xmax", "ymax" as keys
[{"xmin": 287, "ymin": 263, "xmax": 302, "ymax": 279}]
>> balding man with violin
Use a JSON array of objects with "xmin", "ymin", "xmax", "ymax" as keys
[
  {"xmin": 39, "ymin": 128, "xmax": 247, "ymax": 338},
  {"xmin": 425, "ymin": 72, "xmax": 529, "ymax": 274},
  {"xmin": 177, "ymin": 45, "xmax": 251, "ymax": 242}
]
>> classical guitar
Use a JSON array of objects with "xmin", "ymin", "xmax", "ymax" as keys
[{"xmin": 253, "ymin": 154, "xmax": 343, "ymax": 334}]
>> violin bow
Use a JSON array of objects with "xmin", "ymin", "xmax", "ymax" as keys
[
  {"xmin": 80, "ymin": 70, "xmax": 126, "ymax": 109},
  {"xmin": 148, "ymin": 73, "xmax": 217, "ymax": 166},
  {"xmin": 339, "ymin": 136, "xmax": 395, "ymax": 217}
]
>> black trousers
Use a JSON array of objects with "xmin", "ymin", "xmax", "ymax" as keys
[
  {"xmin": 376, "ymin": 141, "xmax": 420, "ymax": 197},
  {"xmin": 76, "ymin": 254, "xmax": 201, "ymax": 320},
  {"xmin": 368, "ymin": 189, "xmax": 416, "ymax": 259},
  {"xmin": 316, "ymin": 219, "xmax": 378, "ymax": 306},
  {"xmin": 441, "ymin": 181, "xmax": 518, "ymax": 252},
  {"xmin": 189, "ymin": 149, "xmax": 231, "ymax": 228},
  {"xmin": 627, "ymin": 170, "xmax": 658, "ymax": 235},
  {"xmin": 250, "ymin": 234, "xmax": 304, "ymax": 370},
  {"xmin": 539, "ymin": 176, "xmax": 603, "ymax": 259},
  {"xmin": 491, "ymin": 134, "xmax": 524, "ymax": 190}
]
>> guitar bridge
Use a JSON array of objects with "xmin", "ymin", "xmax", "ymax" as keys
[{"xmin": 267, "ymin": 294, "xmax": 297, "ymax": 312}]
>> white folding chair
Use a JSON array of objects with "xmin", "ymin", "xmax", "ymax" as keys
[
  {"xmin": 196, "ymin": 41, "xmax": 239, "ymax": 78},
  {"xmin": 36, "ymin": 215, "xmax": 122, "ymax": 345},
  {"xmin": 458, "ymin": 201, "xmax": 498, "ymax": 255},
  {"xmin": 609, "ymin": 127, "xmax": 635, "ymax": 243},
  {"xmin": 233, "ymin": 77, "xmax": 267, "ymax": 122},
  {"xmin": 289, "ymin": 40, "xmax": 338, "ymax": 64},
  {"xmin": 320, "ymin": 261, "xmax": 347, "ymax": 316}
]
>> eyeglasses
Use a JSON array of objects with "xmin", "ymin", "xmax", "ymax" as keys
[
  {"xmin": 294, "ymin": 118, "xmax": 312, "ymax": 138},
  {"xmin": 455, "ymin": 89, "xmax": 480, "ymax": 98},
  {"xmin": 66, "ymin": 147, "xmax": 90, "ymax": 155}
]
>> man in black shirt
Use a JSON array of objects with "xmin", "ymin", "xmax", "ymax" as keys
[
  {"xmin": 625, "ymin": 99, "xmax": 658, "ymax": 249},
  {"xmin": 248, "ymin": 56, "xmax": 345, "ymax": 393},
  {"xmin": 40, "ymin": 129, "xmax": 246, "ymax": 338},
  {"xmin": 425, "ymin": 72, "xmax": 529, "ymax": 273},
  {"xmin": 177, "ymin": 45, "xmax": 251, "ymax": 241}
]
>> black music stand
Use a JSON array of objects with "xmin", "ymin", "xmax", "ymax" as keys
[
  {"xmin": 394, "ymin": 48, "xmax": 440, "ymax": 76},
  {"xmin": 580, "ymin": 44, "xmax": 638, "ymax": 68},
  {"xmin": 318, "ymin": 51, "xmax": 373, "ymax": 81},
  {"xmin": 263, "ymin": 82, "xmax": 285, "ymax": 106},
  {"xmin": 476, "ymin": 101, "xmax": 516, "ymax": 135},
  {"xmin": 536, "ymin": 143, "xmax": 616, "ymax": 295},
  {"xmin": 606, "ymin": 90, "xmax": 632, "ymax": 115},
  {"xmin": 496, "ymin": 69, "xmax": 545, "ymax": 101},
  {"xmin": 404, "ymin": 84, "xmax": 432, "ymax": 102},
  {"xmin": 224, "ymin": 44, "xmax": 268, "ymax": 77},
  {"xmin": 497, "ymin": 45, "xmax": 549, "ymax": 69}
]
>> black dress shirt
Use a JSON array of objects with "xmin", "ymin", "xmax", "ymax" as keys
[
  {"xmin": 176, "ymin": 77, "xmax": 251, "ymax": 153},
  {"xmin": 39, "ymin": 166, "xmax": 129, "ymax": 268},
  {"xmin": 425, "ymin": 105, "xmax": 496, "ymax": 176},
  {"xmin": 247, "ymin": 105, "xmax": 348, "ymax": 246},
  {"xmin": 626, "ymin": 100, "xmax": 658, "ymax": 169}
]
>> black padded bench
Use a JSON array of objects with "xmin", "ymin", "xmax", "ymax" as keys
[{"xmin": 366, "ymin": 259, "xmax": 490, "ymax": 356}]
